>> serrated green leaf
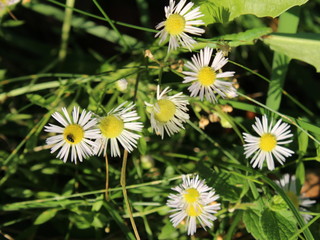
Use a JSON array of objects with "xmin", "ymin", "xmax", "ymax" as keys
[
  {"xmin": 193, "ymin": 0, "xmax": 308, "ymax": 25},
  {"xmin": 263, "ymin": 33, "xmax": 320, "ymax": 72},
  {"xmin": 260, "ymin": 209, "xmax": 297, "ymax": 240},
  {"xmin": 34, "ymin": 209, "xmax": 58, "ymax": 225},
  {"xmin": 243, "ymin": 208, "xmax": 267, "ymax": 240},
  {"xmin": 198, "ymin": 162, "xmax": 245, "ymax": 202}
]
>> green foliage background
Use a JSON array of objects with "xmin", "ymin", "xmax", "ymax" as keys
[{"xmin": 0, "ymin": 0, "xmax": 320, "ymax": 239}]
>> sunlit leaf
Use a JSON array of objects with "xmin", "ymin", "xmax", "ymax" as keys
[
  {"xmin": 263, "ymin": 33, "xmax": 320, "ymax": 72},
  {"xmin": 193, "ymin": 0, "xmax": 308, "ymax": 25}
]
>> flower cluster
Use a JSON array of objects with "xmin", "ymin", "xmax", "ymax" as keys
[
  {"xmin": 42, "ymin": 0, "xmax": 315, "ymax": 237},
  {"xmin": 45, "ymin": 101, "xmax": 143, "ymax": 163},
  {"xmin": 167, "ymin": 175, "xmax": 220, "ymax": 235}
]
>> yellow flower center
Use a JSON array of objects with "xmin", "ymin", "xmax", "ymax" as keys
[
  {"xmin": 198, "ymin": 67, "xmax": 216, "ymax": 86},
  {"xmin": 259, "ymin": 133, "xmax": 277, "ymax": 151},
  {"xmin": 63, "ymin": 124, "xmax": 84, "ymax": 144},
  {"xmin": 286, "ymin": 191, "xmax": 299, "ymax": 209},
  {"xmin": 183, "ymin": 188, "xmax": 200, "ymax": 203},
  {"xmin": 186, "ymin": 204, "xmax": 203, "ymax": 217},
  {"xmin": 154, "ymin": 99, "xmax": 176, "ymax": 123},
  {"xmin": 165, "ymin": 14, "xmax": 186, "ymax": 35},
  {"xmin": 100, "ymin": 115, "xmax": 124, "ymax": 138}
]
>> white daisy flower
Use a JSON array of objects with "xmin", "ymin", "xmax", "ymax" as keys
[
  {"xmin": 243, "ymin": 115, "xmax": 294, "ymax": 171},
  {"xmin": 145, "ymin": 85, "xmax": 189, "ymax": 139},
  {"xmin": 0, "ymin": 0, "xmax": 20, "ymax": 10},
  {"xmin": 45, "ymin": 107, "xmax": 101, "ymax": 164},
  {"xmin": 155, "ymin": 0, "xmax": 204, "ymax": 52},
  {"xmin": 182, "ymin": 47, "xmax": 237, "ymax": 103},
  {"xmin": 275, "ymin": 174, "xmax": 316, "ymax": 222},
  {"xmin": 94, "ymin": 102, "xmax": 143, "ymax": 157},
  {"xmin": 167, "ymin": 175, "xmax": 220, "ymax": 235}
]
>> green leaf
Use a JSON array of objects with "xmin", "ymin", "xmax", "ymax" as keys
[
  {"xmin": 102, "ymin": 202, "xmax": 135, "ymax": 240},
  {"xmin": 34, "ymin": 209, "xmax": 58, "ymax": 225},
  {"xmin": 5, "ymin": 188, "xmax": 33, "ymax": 198},
  {"xmin": 295, "ymin": 161, "xmax": 305, "ymax": 192},
  {"xmin": 297, "ymin": 128, "xmax": 309, "ymax": 155},
  {"xmin": 193, "ymin": 0, "xmax": 308, "ymax": 25},
  {"xmin": 260, "ymin": 208, "xmax": 297, "ymax": 240},
  {"xmin": 92, "ymin": 194, "xmax": 104, "ymax": 212},
  {"xmin": 62, "ymin": 179, "xmax": 75, "ymax": 196},
  {"xmin": 92, "ymin": 214, "xmax": 105, "ymax": 229},
  {"xmin": 2, "ymin": 20, "xmax": 25, "ymax": 27},
  {"xmin": 243, "ymin": 208, "xmax": 267, "ymax": 240},
  {"xmin": 266, "ymin": 7, "xmax": 300, "ymax": 111},
  {"xmin": 263, "ymin": 33, "xmax": 320, "ymax": 72},
  {"xmin": 26, "ymin": 94, "xmax": 47, "ymax": 108},
  {"xmin": 193, "ymin": 28, "xmax": 272, "ymax": 50},
  {"xmin": 158, "ymin": 219, "xmax": 179, "ymax": 240},
  {"xmin": 138, "ymin": 136, "xmax": 147, "ymax": 155},
  {"xmin": 261, "ymin": 176, "xmax": 313, "ymax": 239},
  {"xmin": 198, "ymin": 162, "xmax": 246, "ymax": 202},
  {"xmin": 69, "ymin": 211, "xmax": 93, "ymax": 230}
]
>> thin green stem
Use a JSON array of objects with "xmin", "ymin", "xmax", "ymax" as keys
[
  {"xmin": 2, "ymin": 176, "xmax": 183, "ymax": 211},
  {"xmin": 58, "ymin": 0, "xmax": 74, "ymax": 61},
  {"xmin": 121, "ymin": 150, "xmax": 141, "ymax": 240},
  {"xmin": 105, "ymin": 154, "xmax": 109, "ymax": 200},
  {"xmin": 237, "ymin": 92, "xmax": 320, "ymax": 145},
  {"xmin": 225, "ymin": 211, "xmax": 242, "ymax": 240},
  {"xmin": 229, "ymin": 60, "xmax": 313, "ymax": 116},
  {"xmin": 92, "ymin": 0, "xmax": 129, "ymax": 50},
  {"xmin": 47, "ymin": 0, "xmax": 157, "ymax": 33},
  {"xmin": 187, "ymin": 120, "xmax": 239, "ymax": 163}
]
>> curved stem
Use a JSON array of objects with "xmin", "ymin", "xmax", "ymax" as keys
[{"xmin": 121, "ymin": 150, "xmax": 141, "ymax": 240}]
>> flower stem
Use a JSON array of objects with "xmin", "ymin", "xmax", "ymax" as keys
[
  {"xmin": 105, "ymin": 154, "xmax": 109, "ymax": 200},
  {"xmin": 7, "ymin": 8, "xmax": 18, "ymax": 20},
  {"xmin": 120, "ymin": 150, "xmax": 140, "ymax": 240}
]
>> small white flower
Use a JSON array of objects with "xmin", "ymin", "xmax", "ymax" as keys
[
  {"xmin": 183, "ymin": 47, "xmax": 237, "ymax": 103},
  {"xmin": 145, "ymin": 85, "xmax": 189, "ymax": 139},
  {"xmin": 116, "ymin": 78, "xmax": 128, "ymax": 92},
  {"xmin": 0, "ymin": 0, "xmax": 20, "ymax": 10},
  {"xmin": 94, "ymin": 102, "xmax": 143, "ymax": 157},
  {"xmin": 275, "ymin": 174, "xmax": 316, "ymax": 222},
  {"xmin": 243, "ymin": 115, "xmax": 294, "ymax": 170},
  {"xmin": 45, "ymin": 107, "xmax": 100, "ymax": 164},
  {"xmin": 167, "ymin": 175, "xmax": 220, "ymax": 235},
  {"xmin": 155, "ymin": 0, "xmax": 204, "ymax": 52}
]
